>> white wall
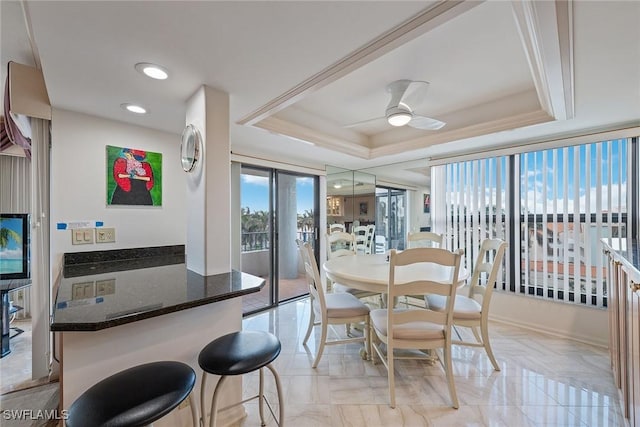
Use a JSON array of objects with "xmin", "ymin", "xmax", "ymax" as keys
[
  {"xmin": 50, "ymin": 109, "xmax": 186, "ymax": 262},
  {"xmin": 490, "ymin": 291, "xmax": 609, "ymax": 348}
]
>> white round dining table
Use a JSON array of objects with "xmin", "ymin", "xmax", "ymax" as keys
[{"xmin": 323, "ymin": 253, "xmax": 468, "ymax": 294}]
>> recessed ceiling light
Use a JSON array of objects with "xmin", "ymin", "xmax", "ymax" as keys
[
  {"xmin": 135, "ymin": 62, "xmax": 169, "ymax": 80},
  {"xmin": 121, "ymin": 103, "xmax": 147, "ymax": 114}
]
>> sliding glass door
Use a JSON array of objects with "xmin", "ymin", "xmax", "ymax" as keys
[
  {"xmin": 275, "ymin": 171, "xmax": 318, "ymax": 303},
  {"xmin": 240, "ymin": 166, "xmax": 318, "ymax": 314}
]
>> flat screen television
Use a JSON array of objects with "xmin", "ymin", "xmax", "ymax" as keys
[{"xmin": 0, "ymin": 213, "xmax": 30, "ymax": 280}]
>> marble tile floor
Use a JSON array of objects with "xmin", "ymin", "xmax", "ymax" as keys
[
  {"xmin": 0, "ymin": 319, "xmax": 38, "ymax": 394},
  {"xmin": 0, "ymin": 300, "xmax": 625, "ymax": 426},
  {"xmin": 239, "ymin": 299, "xmax": 625, "ymax": 427}
]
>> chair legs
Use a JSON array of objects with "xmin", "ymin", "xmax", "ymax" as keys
[
  {"xmin": 303, "ymin": 305, "xmax": 315, "ymax": 345},
  {"xmin": 453, "ymin": 321, "xmax": 501, "ymax": 372},
  {"xmin": 480, "ymin": 322, "xmax": 500, "ymax": 371},
  {"xmin": 202, "ymin": 364, "xmax": 284, "ymax": 427},
  {"xmin": 442, "ymin": 345, "xmax": 459, "ymax": 409},
  {"xmin": 387, "ymin": 346, "xmax": 396, "ymax": 409},
  {"xmin": 312, "ymin": 321, "xmax": 329, "ymax": 368}
]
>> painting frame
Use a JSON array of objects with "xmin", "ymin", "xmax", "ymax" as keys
[
  {"xmin": 106, "ymin": 145, "xmax": 162, "ymax": 206},
  {"xmin": 423, "ymin": 193, "xmax": 431, "ymax": 213},
  {"xmin": 359, "ymin": 201, "xmax": 368, "ymax": 215}
]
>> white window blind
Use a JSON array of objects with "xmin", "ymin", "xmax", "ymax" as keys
[
  {"xmin": 436, "ymin": 157, "xmax": 510, "ymax": 286},
  {"xmin": 433, "ymin": 138, "xmax": 630, "ymax": 307}
]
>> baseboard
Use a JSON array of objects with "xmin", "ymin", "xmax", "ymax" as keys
[{"xmin": 489, "ymin": 314, "xmax": 608, "ymax": 349}]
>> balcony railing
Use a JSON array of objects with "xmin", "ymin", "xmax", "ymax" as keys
[{"xmin": 241, "ymin": 230, "xmax": 315, "ymax": 252}]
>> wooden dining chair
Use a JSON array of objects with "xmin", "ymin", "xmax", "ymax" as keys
[
  {"xmin": 326, "ymin": 232, "xmax": 379, "ymax": 300},
  {"xmin": 426, "ymin": 238, "xmax": 507, "ymax": 371},
  {"xmin": 370, "ymin": 247, "xmax": 463, "ymax": 409},
  {"xmin": 328, "ymin": 223, "xmax": 346, "ymax": 234},
  {"xmin": 353, "ymin": 225, "xmax": 369, "ymax": 254},
  {"xmin": 298, "ymin": 240, "xmax": 371, "ymax": 368},
  {"xmin": 326, "ymin": 231, "xmax": 355, "ymax": 260},
  {"xmin": 407, "ymin": 231, "xmax": 443, "ymax": 248},
  {"xmin": 403, "ymin": 231, "xmax": 445, "ymax": 307}
]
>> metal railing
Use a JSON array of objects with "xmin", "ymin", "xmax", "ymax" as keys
[{"xmin": 241, "ymin": 230, "xmax": 315, "ymax": 252}]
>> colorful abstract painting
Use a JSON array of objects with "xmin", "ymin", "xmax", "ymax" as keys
[{"xmin": 106, "ymin": 145, "xmax": 162, "ymax": 206}]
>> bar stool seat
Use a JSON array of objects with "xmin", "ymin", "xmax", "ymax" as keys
[
  {"xmin": 199, "ymin": 331, "xmax": 284, "ymax": 427},
  {"xmin": 66, "ymin": 361, "xmax": 197, "ymax": 427}
]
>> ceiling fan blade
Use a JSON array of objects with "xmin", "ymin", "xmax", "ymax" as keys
[
  {"xmin": 408, "ymin": 115, "xmax": 446, "ymax": 130},
  {"xmin": 343, "ymin": 116, "xmax": 387, "ymax": 128},
  {"xmin": 399, "ymin": 80, "xmax": 430, "ymax": 108},
  {"xmin": 386, "ymin": 79, "xmax": 412, "ymax": 110}
]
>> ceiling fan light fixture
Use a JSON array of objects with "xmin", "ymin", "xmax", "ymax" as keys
[{"xmin": 387, "ymin": 112, "xmax": 412, "ymax": 127}]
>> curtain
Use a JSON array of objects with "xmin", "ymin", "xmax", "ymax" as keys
[
  {"xmin": 0, "ymin": 155, "xmax": 31, "ymax": 318},
  {"xmin": 2, "ymin": 74, "xmax": 31, "ymax": 158},
  {"xmin": 29, "ymin": 117, "xmax": 50, "ymax": 379}
]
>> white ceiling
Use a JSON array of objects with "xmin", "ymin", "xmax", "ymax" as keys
[{"xmin": 2, "ymin": 1, "xmax": 639, "ymax": 187}]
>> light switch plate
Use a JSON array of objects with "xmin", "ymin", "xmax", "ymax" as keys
[
  {"xmin": 71, "ymin": 228, "xmax": 94, "ymax": 245},
  {"xmin": 96, "ymin": 227, "xmax": 116, "ymax": 243},
  {"xmin": 95, "ymin": 279, "xmax": 116, "ymax": 296}
]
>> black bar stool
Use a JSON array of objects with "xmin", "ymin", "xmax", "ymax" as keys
[
  {"xmin": 66, "ymin": 361, "xmax": 198, "ymax": 427},
  {"xmin": 198, "ymin": 331, "xmax": 284, "ymax": 427}
]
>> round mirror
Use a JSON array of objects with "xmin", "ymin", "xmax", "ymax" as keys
[{"xmin": 180, "ymin": 124, "xmax": 201, "ymax": 172}]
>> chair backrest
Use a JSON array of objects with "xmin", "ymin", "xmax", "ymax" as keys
[
  {"xmin": 297, "ymin": 240, "xmax": 327, "ymax": 320},
  {"xmin": 407, "ymin": 231, "xmax": 443, "ymax": 248},
  {"xmin": 468, "ymin": 238, "xmax": 507, "ymax": 312},
  {"xmin": 326, "ymin": 231, "xmax": 355, "ymax": 259},
  {"xmin": 388, "ymin": 247, "xmax": 463, "ymax": 333},
  {"xmin": 329, "ymin": 223, "xmax": 346, "ymax": 233},
  {"xmin": 352, "ymin": 225, "xmax": 368, "ymax": 253},
  {"xmin": 364, "ymin": 224, "xmax": 376, "ymax": 254}
]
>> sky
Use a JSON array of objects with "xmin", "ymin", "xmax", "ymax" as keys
[
  {"xmin": 241, "ymin": 174, "xmax": 315, "ymax": 214},
  {"xmin": 0, "ymin": 217, "xmax": 24, "ymax": 259},
  {"xmin": 445, "ymin": 139, "xmax": 628, "ymax": 214}
]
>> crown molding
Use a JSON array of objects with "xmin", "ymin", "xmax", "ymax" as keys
[
  {"xmin": 370, "ymin": 109, "xmax": 552, "ymax": 159},
  {"xmin": 255, "ymin": 116, "xmax": 371, "ymax": 159},
  {"xmin": 238, "ymin": 0, "xmax": 483, "ymax": 127},
  {"xmin": 261, "ymin": 108, "xmax": 552, "ymax": 161},
  {"xmin": 511, "ymin": 0, "xmax": 574, "ymax": 120}
]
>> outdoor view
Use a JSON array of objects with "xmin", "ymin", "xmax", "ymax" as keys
[
  {"xmin": 0, "ymin": 217, "xmax": 25, "ymax": 275},
  {"xmin": 241, "ymin": 173, "xmax": 315, "ymax": 252},
  {"xmin": 240, "ymin": 168, "xmax": 315, "ymax": 313},
  {"xmin": 440, "ymin": 138, "xmax": 629, "ymax": 308}
]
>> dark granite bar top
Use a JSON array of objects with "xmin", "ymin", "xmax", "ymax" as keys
[
  {"xmin": 602, "ymin": 238, "xmax": 640, "ymax": 273},
  {"xmin": 63, "ymin": 245, "xmax": 186, "ymax": 277},
  {"xmin": 51, "ymin": 247, "xmax": 264, "ymax": 332}
]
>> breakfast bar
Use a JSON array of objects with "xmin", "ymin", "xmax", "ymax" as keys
[{"xmin": 51, "ymin": 245, "xmax": 264, "ymax": 426}]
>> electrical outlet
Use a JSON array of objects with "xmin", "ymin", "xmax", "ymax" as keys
[
  {"xmin": 72, "ymin": 282, "xmax": 95, "ymax": 300},
  {"xmin": 96, "ymin": 279, "xmax": 116, "ymax": 296},
  {"xmin": 71, "ymin": 228, "xmax": 94, "ymax": 245},
  {"xmin": 96, "ymin": 227, "xmax": 116, "ymax": 243}
]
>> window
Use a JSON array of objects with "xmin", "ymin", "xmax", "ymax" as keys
[{"xmin": 434, "ymin": 138, "xmax": 635, "ymax": 308}]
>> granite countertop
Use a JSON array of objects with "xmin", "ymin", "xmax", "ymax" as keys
[
  {"xmin": 602, "ymin": 238, "xmax": 639, "ymax": 273},
  {"xmin": 51, "ymin": 246, "xmax": 264, "ymax": 332}
]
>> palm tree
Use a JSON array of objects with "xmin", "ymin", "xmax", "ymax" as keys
[
  {"xmin": 0, "ymin": 219, "xmax": 21, "ymax": 249},
  {"xmin": 297, "ymin": 209, "xmax": 315, "ymax": 241},
  {"xmin": 241, "ymin": 207, "xmax": 271, "ymax": 250}
]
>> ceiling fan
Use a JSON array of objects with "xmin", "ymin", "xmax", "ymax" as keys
[{"xmin": 345, "ymin": 79, "xmax": 446, "ymax": 130}]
